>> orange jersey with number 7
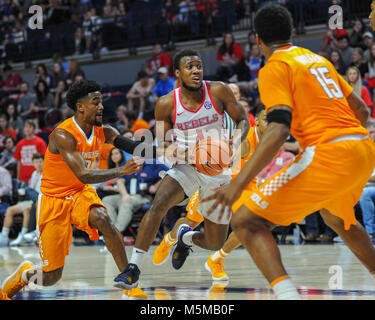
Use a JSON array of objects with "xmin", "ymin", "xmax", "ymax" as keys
[
  {"xmin": 259, "ymin": 45, "xmax": 368, "ymax": 149},
  {"xmin": 40, "ymin": 116, "xmax": 105, "ymax": 197}
]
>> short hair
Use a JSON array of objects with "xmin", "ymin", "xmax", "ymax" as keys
[
  {"xmin": 137, "ymin": 70, "xmax": 148, "ymax": 79},
  {"xmin": 173, "ymin": 49, "xmax": 201, "ymax": 72},
  {"xmin": 254, "ymin": 4, "xmax": 293, "ymax": 46},
  {"xmin": 66, "ymin": 80, "xmax": 101, "ymax": 112},
  {"xmin": 24, "ymin": 119, "xmax": 36, "ymax": 129},
  {"xmin": 32, "ymin": 153, "xmax": 44, "ymax": 161}
]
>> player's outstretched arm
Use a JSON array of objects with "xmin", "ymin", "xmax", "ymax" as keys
[
  {"xmin": 51, "ymin": 129, "xmax": 142, "ymax": 184},
  {"xmin": 346, "ymin": 91, "xmax": 370, "ymax": 127}
]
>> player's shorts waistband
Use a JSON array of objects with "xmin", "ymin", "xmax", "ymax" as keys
[{"xmin": 327, "ymin": 134, "xmax": 369, "ymax": 144}]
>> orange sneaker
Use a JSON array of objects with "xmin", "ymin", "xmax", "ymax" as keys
[
  {"xmin": 123, "ymin": 287, "xmax": 148, "ymax": 300},
  {"xmin": 208, "ymin": 281, "xmax": 229, "ymax": 300},
  {"xmin": 2, "ymin": 260, "xmax": 34, "ymax": 298},
  {"xmin": 153, "ymin": 232, "xmax": 176, "ymax": 265},
  {"xmin": 0, "ymin": 288, "xmax": 11, "ymax": 300},
  {"xmin": 154, "ymin": 288, "xmax": 171, "ymax": 300},
  {"xmin": 204, "ymin": 254, "xmax": 229, "ymax": 281}
]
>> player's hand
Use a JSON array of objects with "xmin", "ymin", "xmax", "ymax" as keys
[
  {"xmin": 200, "ymin": 181, "xmax": 242, "ymax": 223},
  {"xmin": 121, "ymin": 156, "xmax": 143, "ymax": 175}
]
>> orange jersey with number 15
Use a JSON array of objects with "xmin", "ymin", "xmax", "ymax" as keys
[
  {"xmin": 258, "ymin": 45, "xmax": 368, "ymax": 149},
  {"xmin": 40, "ymin": 116, "xmax": 105, "ymax": 198}
]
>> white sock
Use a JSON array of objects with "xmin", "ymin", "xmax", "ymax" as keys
[
  {"xmin": 165, "ymin": 232, "xmax": 177, "ymax": 245},
  {"xmin": 129, "ymin": 247, "xmax": 147, "ymax": 271},
  {"xmin": 21, "ymin": 228, "xmax": 28, "ymax": 235},
  {"xmin": 212, "ymin": 249, "xmax": 228, "ymax": 261},
  {"xmin": 182, "ymin": 231, "xmax": 197, "ymax": 246},
  {"xmin": 271, "ymin": 278, "xmax": 301, "ymax": 300},
  {"xmin": 1, "ymin": 227, "xmax": 9, "ymax": 238}
]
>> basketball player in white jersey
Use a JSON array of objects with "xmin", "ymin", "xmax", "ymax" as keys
[{"xmin": 113, "ymin": 49, "xmax": 249, "ymax": 290}]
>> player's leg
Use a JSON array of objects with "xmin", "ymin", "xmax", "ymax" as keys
[
  {"xmin": 0, "ymin": 204, "xmax": 22, "ymax": 245},
  {"xmin": 114, "ymin": 176, "xmax": 186, "ymax": 289},
  {"xmin": 320, "ymin": 208, "xmax": 375, "ymax": 273},
  {"xmin": 231, "ymin": 205, "xmax": 300, "ymax": 299},
  {"xmin": 205, "ymin": 231, "xmax": 241, "ymax": 281},
  {"xmin": 9, "ymin": 204, "xmax": 32, "ymax": 246},
  {"xmin": 88, "ymin": 205, "xmax": 128, "ymax": 272}
]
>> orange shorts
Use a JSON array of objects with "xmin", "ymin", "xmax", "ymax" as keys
[
  {"xmin": 36, "ymin": 184, "xmax": 105, "ymax": 272},
  {"xmin": 237, "ymin": 137, "xmax": 375, "ymax": 230}
]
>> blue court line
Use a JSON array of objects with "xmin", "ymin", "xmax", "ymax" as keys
[{"xmin": 12, "ymin": 286, "xmax": 375, "ymax": 299}]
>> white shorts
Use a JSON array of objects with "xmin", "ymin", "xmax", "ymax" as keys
[{"xmin": 162, "ymin": 164, "xmax": 232, "ymax": 224}]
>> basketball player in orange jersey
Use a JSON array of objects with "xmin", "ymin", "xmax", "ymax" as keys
[
  {"xmin": 113, "ymin": 49, "xmax": 249, "ymax": 290},
  {"xmin": 153, "ymin": 106, "xmax": 267, "ymax": 281},
  {"xmin": 202, "ymin": 4, "xmax": 375, "ymax": 300},
  {"xmin": 1, "ymin": 80, "xmax": 150, "ymax": 299}
]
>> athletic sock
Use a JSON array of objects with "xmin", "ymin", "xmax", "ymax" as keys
[
  {"xmin": 212, "ymin": 249, "xmax": 228, "ymax": 261},
  {"xmin": 129, "ymin": 247, "xmax": 147, "ymax": 271},
  {"xmin": 1, "ymin": 227, "xmax": 9, "ymax": 238},
  {"xmin": 21, "ymin": 227, "xmax": 28, "ymax": 236},
  {"xmin": 165, "ymin": 232, "xmax": 177, "ymax": 245},
  {"xmin": 270, "ymin": 276, "xmax": 301, "ymax": 300}
]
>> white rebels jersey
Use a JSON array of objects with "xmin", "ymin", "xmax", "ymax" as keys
[{"xmin": 172, "ymin": 81, "xmax": 225, "ymax": 148}]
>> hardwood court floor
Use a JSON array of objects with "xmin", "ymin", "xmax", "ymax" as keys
[{"xmin": 1, "ymin": 243, "xmax": 375, "ymax": 300}]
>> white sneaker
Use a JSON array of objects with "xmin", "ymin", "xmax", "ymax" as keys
[
  {"xmin": 9, "ymin": 234, "xmax": 28, "ymax": 246},
  {"xmin": 23, "ymin": 231, "xmax": 37, "ymax": 243},
  {"xmin": 0, "ymin": 235, "xmax": 8, "ymax": 247},
  {"xmin": 333, "ymin": 235, "xmax": 344, "ymax": 243}
]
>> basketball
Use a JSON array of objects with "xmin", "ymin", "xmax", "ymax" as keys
[{"xmin": 194, "ymin": 137, "xmax": 233, "ymax": 176}]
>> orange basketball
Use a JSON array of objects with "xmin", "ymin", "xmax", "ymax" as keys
[{"xmin": 194, "ymin": 137, "xmax": 233, "ymax": 176}]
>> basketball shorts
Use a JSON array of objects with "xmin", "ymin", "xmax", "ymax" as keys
[
  {"xmin": 36, "ymin": 184, "xmax": 105, "ymax": 272},
  {"xmin": 162, "ymin": 164, "xmax": 231, "ymax": 224},
  {"xmin": 237, "ymin": 136, "xmax": 375, "ymax": 230}
]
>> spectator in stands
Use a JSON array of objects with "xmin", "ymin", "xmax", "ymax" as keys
[
  {"xmin": 0, "ymin": 153, "xmax": 43, "ymax": 247},
  {"xmin": 74, "ymin": 26, "xmax": 87, "ymax": 55},
  {"xmin": 82, "ymin": 8, "xmax": 103, "ymax": 53},
  {"xmin": 54, "ymin": 79, "xmax": 68, "ymax": 110},
  {"xmin": 349, "ymin": 18, "xmax": 366, "ymax": 50},
  {"xmin": 346, "ymin": 66, "xmax": 373, "ymax": 116},
  {"xmin": 337, "ymin": 34, "xmax": 353, "ymax": 69},
  {"xmin": 34, "ymin": 79, "xmax": 54, "ymax": 128},
  {"xmin": 304, "ymin": 211, "xmax": 336, "ymax": 242},
  {"xmin": 238, "ymin": 97, "xmax": 255, "ymax": 126},
  {"xmin": 0, "ymin": 135, "xmax": 16, "ymax": 167},
  {"xmin": 17, "ymin": 82, "xmax": 37, "ymax": 120},
  {"xmin": 0, "ymin": 114, "xmax": 17, "ymax": 147},
  {"xmin": 319, "ymin": 25, "xmax": 347, "ymax": 58},
  {"xmin": 216, "ymin": 33, "xmax": 244, "ymax": 82},
  {"xmin": 146, "ymin": 43, "xmax": 173, "ymax": 78},
  {"xmin": 329, "ymin": 49, "xmax": 346, "ymax": 75},
  {"xmin": 51, "ymin": 62, "xmax": 67, "ymax": 88},
  {"xmin": 350, "ymin": 47, "xmax": 368, "ymax": 78},
  {"xmin": 13, "ymin": 119, "xmax": 47, "ymax": 183},
  {"xmin": 126, "ymin": 70, "xmax": 156, "ymax": 119},
  {"xmin": 69, "ymin": 0, "xmax": 90, "ymax": 25},
  {"xmin": 2, "ymin": 65, "xmax": 22, "ymax": 93},
  {"xmin": 95, "ymin": 146, "xmax": 125, "ymax": 199},
  {"xmin": 3, "ymin": 19, "xmax": 25, "ymax": 60},
  {"xmin": 5, "ymin": 99, "xmax": 23, "ymax": 138},
  {"xmin": 243, "ymin": 31, "xmax": 257, "ymax": 59},
  {"xmin": 176, "ymin": 0, "xmax": 199, "ymax": 35},
  {"xmin": 66, "ymin": 59, "xmax": 85, "ymax": 86},
  {"xmin": 0, "ymin": 164, "xmax": 12, "ymax": 219},
  {"xmin": 152, "ymin": 67, "xmax": 175, "ymax": 102},
  {"xmin": 102, "ymin": 158, "xmax": 168, "ymax": 235},
  {"xmin": 366, "ymin": 43, "xmax": 375, "ymax": 94},
  {"xmin": 358, "ymin": 122, "xmax": 375, "ymax": 241},
  {"xmin": 363, "ymin": 31, "xmax": 374, "ymax": 62},
  {"xmin": 227, "ymin": 83, "xmax": 255, "ymax": 127},
  {"xmin": 244, "ymin": 43, "xmax": 265, "ymax": 81},
  {"xmin": 114, "ymin": 105, "xmax": 129, "ymax": 133},
  {"xmin": 34, "ymin": 64, "xmax": 53, "ymax": 90}
]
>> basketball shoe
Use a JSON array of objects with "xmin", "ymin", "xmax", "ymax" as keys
[
  {"xmin": 2, "ymin": 260, "xmax": 34, "ymax": 298},
  {"xmin": 153, "ymin": 232, "xmax": 177, "ymax": 265},
  {"xmin": 205, "ymin": 254, "xmax": 229, "ymax": 281},
  {"xmin": 0, "ymin": 288, "xmax": 10, "ymax": 300},
  {"xmin": 207, "ymin": 281, "xmax": 229, "ymax": 300},
  {"xmin": 171, "ymin": 224, "xmax": 193, "ymax": 270},
  {"xmin": 113, "ymin": 263, "xmax": 140, "ymax": 290},
  {"xmin": 123, "ymin": 287, "xmax": 148, "ymax": 300}
]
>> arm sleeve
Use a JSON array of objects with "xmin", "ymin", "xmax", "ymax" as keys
[{"xmin": 258, "ymin": 61, "xmax": 294, "ymax": 111}]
